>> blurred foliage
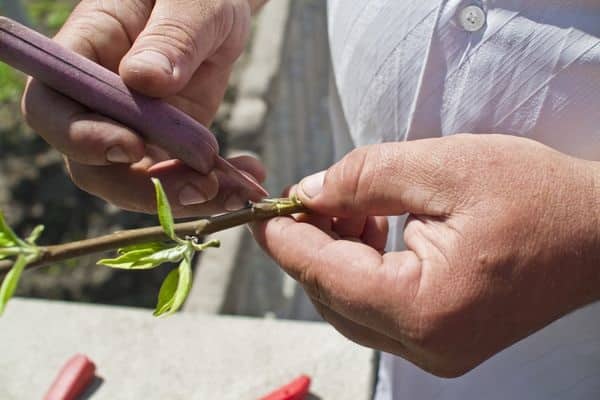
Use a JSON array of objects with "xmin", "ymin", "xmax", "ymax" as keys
[
  {"xmin": 0, "ymin": 63, "xmax": 24, "ymax": 103},
  {"xmin": 25, "ymin": 0, "xmax": 73, "ymax": 31},
  {"xmin": 0, "ymin": 0, "xmax": 75, "ymax": 103}
]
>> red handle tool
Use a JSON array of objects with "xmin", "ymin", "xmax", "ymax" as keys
[
  {"xmin": 260, "ymin": 374, "xmax": 311, "ymax": 400},
  {"xmin": 44, "ymin": 354, "xmax": 96, "ymax": 400}
]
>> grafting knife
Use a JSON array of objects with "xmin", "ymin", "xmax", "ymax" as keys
[{"xmin": 0, "ymin": 16, "xmax": 268, "ymax": 200}]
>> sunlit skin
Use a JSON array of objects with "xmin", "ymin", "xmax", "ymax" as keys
[
  {"xmin": 22, "ymin": 0, "xmax": 266, "ymax": 217},
  {"xmin": 252, "ymin": 134, "xmax": 600, "ymax": 376},
  {"xmin": 18, "ymin": 0, "xmax": 600, "ymax": 377}
]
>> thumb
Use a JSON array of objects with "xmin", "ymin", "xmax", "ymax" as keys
[
  {"xmin": 120, "ymin": 0, "xmax": 250, "ymax": 98},
  {"xmin": 295, "ymin": 141, "xmax": 460, "ymax": 218}
]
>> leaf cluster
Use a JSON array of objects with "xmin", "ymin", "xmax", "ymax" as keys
[
  {"xmin": 0, "ymin": 178, "xmax": 220, "ymax": 317},
  {"xmin": 0, "ymin": 211, "xmax": 44, "ymax": 315}
]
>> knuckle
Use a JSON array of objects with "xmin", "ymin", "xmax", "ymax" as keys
[
  {"xmin": 143, "ymin": 19, "xmax": 199, "ymax": 59},
  {"xmin": 212, "ymin": 0, "xmax": 250, "ymax": 57},
  {"xmin": 66, "ymin": 114, "xmax": 115, "ymax": 154}
]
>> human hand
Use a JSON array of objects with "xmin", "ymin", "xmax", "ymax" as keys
[
  {"xmin": 252, "ymin": 134, "xmax": 600, "ymax": 376},
  {"xmin": 21, "ymin": 0, "xmax": 266, "ymax": 217}
]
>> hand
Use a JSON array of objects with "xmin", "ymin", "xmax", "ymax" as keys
[
  {"xmin": 21, "ymin": 0, "xmax": 266, "ymax": 217},
  {"xmin": 252, "ymin": 134, "xmax": 600, "ymax": 376}
]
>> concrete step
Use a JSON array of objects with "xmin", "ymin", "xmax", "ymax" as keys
[{"xmin": 0, "ymin": 298, "xmax": 375, "ymax": 399}]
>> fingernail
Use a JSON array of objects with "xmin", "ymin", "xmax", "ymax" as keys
[
  {"xmin": 179, "ymin": 185, "xmax": 208, "ymax": 206},
  {"xmin": 225, "ymin": 194, "xmax": 246, "ymax": 211},
  {"xmin": 128, "ymin": 50, "xmax": 173, "ymax": 75},
  {"xmin": 300, "ymin": 171, "xmax": 326, "ymax": 199},
  {"xmin": 106, "ymin": 146, "xmax": 131, "ymax": 163}
]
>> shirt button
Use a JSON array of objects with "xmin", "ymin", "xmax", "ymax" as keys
[{"xmin": 458, "ymin": 5, "xmax": 486, "ymax": 32}]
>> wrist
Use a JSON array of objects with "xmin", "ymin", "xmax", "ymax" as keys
[{"xmin": 536, "ymin": 156, "xmax": 600, "ymax": 312}]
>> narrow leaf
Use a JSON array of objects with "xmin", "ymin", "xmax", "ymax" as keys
[
  {"xmin": 0, "ymin": 255, "xmax": 28, "ymax": 316},
  {"xmin": 153, "ymin": 253, "xmax": 193, "ymax": 317},
  {"xmin": 98, "ymin": 243, "xmax": 189, "ymax": 270},
  {"xmin": 152, "ymin": 178, "xmax": 175, "ymax": 240},
  {"xmin": 97, "ymin": 248, "xmax": 157, "ymax": 269},
  {"xmin": 26, "ymin": 225, "xmax": 45, "ymax": 245},
  {"xmin": 154, "ymin": 268, "xmax": 179, "ymax": 316},
  {"xmin": 0, "ymin": 235, "xmax": 14, "ymax": 247},
  {"xmin": 0, "ymin": 210, "xmax": 20, "ymax": 246},
  {"xmin": 132, "ymin": 245, "xmax": 188, "ymax": 268},
  {"xmin": 0, "ymin": 247, "xmax": 23, "ymax": 260},
  {"xmin": 118, "ymin": 242, "xmax": 171, "ymax": 254}
]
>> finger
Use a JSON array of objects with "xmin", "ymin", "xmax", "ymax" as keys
[
  {"xmin": 227, "ymin": 155, "xmax": 267, "ymax": 184},
  {"xmin": 361, "ymin": 216, "xmax": 389, "ymax": 252},
  {"xmin": 287, "ymin": 185, "xmax": 335, "ymax": 232},
  {"xmin": 148, "ymin": 154, "xmax": 266, "ymax": 210},
  {"xmin": 120, "ymin": 0, "xmax": 251, "ymax": 99},
  {"xmin": 55, "ymin": 0, "xmax": 153, "ymax": 68},
  {"xmin": 295, "ymin": 141, "xmax": 462, "ymax": 218},
  {"xmin": 21, "ymin": 1, "xmax": 154, "ymax": 166},
  {"xmin": 66, "ymin": 155, "xmax": 264, "ymax": 217},
  {"xmin": 252, "ymin": 216, "xmax": 423, "ymax": 334},
  {"xmin": 332, "ymin": 216, "xmax": 367, "ymax": 238},
  {"xmin": 22, "ymin": 79, "xmax": 145, "ymax": 166}
]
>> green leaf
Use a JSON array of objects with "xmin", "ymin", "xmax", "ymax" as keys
[
  {"xmin": 0, "ymin": 63, "xmax": 25, "ymax": 103},
  {"xmin": 97, "ymin": 248, "xmax": 158, "ymax": 269},
  {"xmin": 152, "ymin": 178, "xmax": 176, "ymax": 240},
  {"xmin": 26, "ymin": 225, "xmax": 45, "ymax": 245},
  {"xmin": 98, "ymin": 243, "xmax": 189, "ymax": 270},
  {"xmin": 0, "ymin": 210, "xmax": 20, "ymax": 247},
  {"xmin": 154, "ymin": 268, "xmax": 179, "ymax": 316},
  {"xmin": 191, "ymin": 239, "xmax": 221, "ymax": 252},
  {"xmin": 0, "ymin": 247, "xmax": 23, "ymax": 261},
  {"xmin": 118, "ymin": 242, "xmax": 170, "ymax": 254},
  {"xmin": 134, "ymin": 245, "xmax": 189, "ymax": 267},
  {"xmin": 0, "ymin": 255, "xmax": 28, "ymax": 316},
  {"xmin": 0, "ymin": 234, "xmax": 14, "ymax": 247},
  {"xmin": 153, "ymin": 253, "xmax": 193, "ymax": 317}
]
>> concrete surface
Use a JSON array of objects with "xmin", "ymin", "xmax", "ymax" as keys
[
  {"xmin": 184, "ymin": 225, "xmax": 245, "ymax": 314},
  {"xmin": 186, "ymin": 0, "xmax": 297, "ymax": 317},
  {"xmin": 223, "ymin": 0, "xmax": 334, "ymax": 320},
  {"xmin": 0, "ymin": 298, "xmax": 375, "ymax": 400}
]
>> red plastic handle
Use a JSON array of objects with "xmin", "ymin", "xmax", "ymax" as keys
[
  {"xmin": 260, "ymin": 375, "xmax": 311, "ymax": 400},
  {"xmin": 44, "ymin": 354, "xmax": 96, "ymax": 400}
]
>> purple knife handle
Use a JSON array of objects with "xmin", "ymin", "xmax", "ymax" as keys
[
  {"xmin": 0, "ymin": 17, "xmax": 267, "ymax": 198},
  {"xmin": 0, "ymin": 16, "xmax": 217, "ymax": 173}
]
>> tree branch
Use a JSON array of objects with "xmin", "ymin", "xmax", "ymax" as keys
[{"xmin": 0, "ymin": 200, "xmax": 307, "ymax": 278}]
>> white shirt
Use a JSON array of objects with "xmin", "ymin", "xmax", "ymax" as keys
[{"xmin": 327, "ymin": 1, "xmax": 600, "ymax": 399}]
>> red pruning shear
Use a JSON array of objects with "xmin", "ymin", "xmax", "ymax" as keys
[{"xmin": 0, "ymin": 17, "xmax": 267, "ymax": 201}]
